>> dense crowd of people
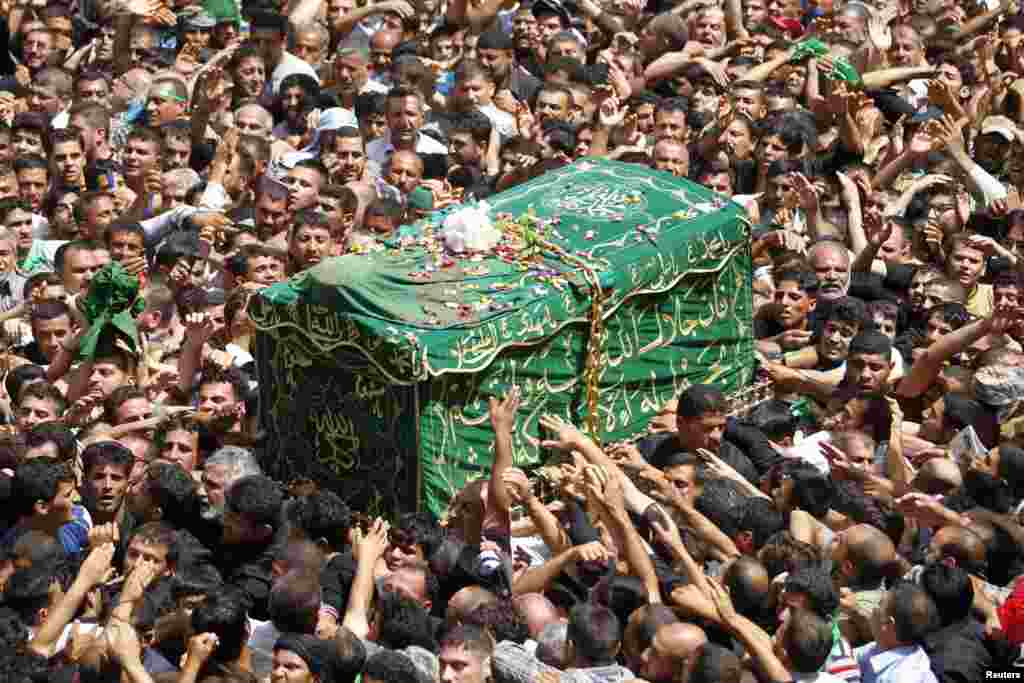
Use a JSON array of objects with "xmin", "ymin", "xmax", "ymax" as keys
[{"xmin": 0, "ymin": 0, "xmax": 1022, "ymax": 680}]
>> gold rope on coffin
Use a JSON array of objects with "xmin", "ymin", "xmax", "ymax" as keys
[{"xmin": 531, "ymin": 235, "xmax": 607, "ymax": 443}]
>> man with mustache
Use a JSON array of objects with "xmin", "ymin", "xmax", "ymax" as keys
[{"xmin": 366, "ymin": 87, "xmax": 446, "ymax": 176}]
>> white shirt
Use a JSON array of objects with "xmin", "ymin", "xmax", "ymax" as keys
[
  {"xmin": 366, "ymin": 130, "xmax": 448, "ymax": 176},
  {"xmin": 247, "ymin": 618, "xmax": 280, "ymax": 675}
]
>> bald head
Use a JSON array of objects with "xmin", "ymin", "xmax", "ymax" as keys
[
  {"xmin": 236, "ymin": 103, "xmax": 274, "ymax": 136},
  {"xmin": 371, "ymin": 30, "xmax": 402, "ymax": 50},
  {"xmin": 652, "ymin": 622, "xmax": 706, "ymax": 659},
  {"xmin": 623, "ymin": 604, "xmax": 678, "ymax": 671},
  {"xmin": 931, "ymin": 525, "xmax": 987, "ymax": 568},
  {"xmin": 514, "ymin": 592, "xmax": 561, "ymax": 638},
  {"xmin": 448, "ymin": 586, "xmax": 498, "ymax": 625},
  {"xmin": 913, "ymin": 458, "xmax": 963, "ymax": 495},
  {"xmin": 844, "ymin": 524, "xmax": 896, "ymax": 584}
]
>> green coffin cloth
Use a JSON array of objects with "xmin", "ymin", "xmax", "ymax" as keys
[{"xmin": 252, "ymin": 159, "xmax": 755, "ymax": 515}]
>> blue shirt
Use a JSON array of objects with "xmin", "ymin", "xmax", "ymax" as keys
[
  {"xmin": 0, "ymin": 505, "xmax": 92, "ymax": 556},
  {"xmin": 853, "ymin": 643, "xmax": 938, "ymax": 683}
]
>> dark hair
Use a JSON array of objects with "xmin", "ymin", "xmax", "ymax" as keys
[
  {"xmin": 54, "ymin": 239, "xmax": 104, "ymax": 275},
  {"xmin": 81, "ymin": 440, "xmax": 133, "ymax": 476},
  {"xmin": 354, "ymin": 92, "xmax": 387, "ymax": 120},
  {"xmin": 292, "ymin": 490, "xmax": 352, "ymax": 551},
  {"xmin": 886, "ymin": 583, "xmax": 940, "ymax": 644},
  {"xmin": 145, "ymin": 462, "xmax": 203, "ymax": 529},
  {"xmin": 783, "ymin": 608, "xmax": 834, "ymax": 673},
  {"xmin": 465, "ymin": 598, "xmax": 529, "ymax": 644},
  {"xmin": 824, "ymin": 296, "xmax": 868, "ymax": 328},
  {"xmin": 759, "ymin": 531, "xmax": 821, "ymax": 577},
  {"xmin": 4, "ymin": 364, "xmax": 45, "ymax": 403},
  {"xmin": 737, "ymin": 498, "xmax": 785, "ymax": 549},
  {"xmin": 694, "ymin": 479, "xmax": 745, "ymax": 538},
  {"xmin": 198, "ymin": 364, "xmax": 249, "ymax": 404},
  {"xmin": 450, "ymin": 111, "xmax": 492, "ymax": 145},
  {"xmin": 677, "ymin": 384, "xmax": 726, "ymax": 418},
  {"xmin": 997, "ymin": 445, "xmax": 1024, "ymax": 499},
  {"xmin": 927, "ymin": 301, "xmax": 971, "ymax": 329},
  {"xmin": 365, "ymin": 197, "xmax": 404, "ymax": 223},
  {"xmin": 918, "ymin": 562, "xmax": 973, "ymax": 625},
  {"xmin": 12, "ymin": 458, "xmax": 72, "ymax": 518},
  {"xmin": 191, "ymin": 592, "xmax": 250, "ymax": 664},
  {"xmin": 690, "ymin": 642, "xmax": 742, "ymax": 683},
  {"xmin": 363, "ymin": 650, "xmax": 421, "ymax": 683},
  {"xmin": 269, "ymin": 574, "xmax": 320, "ymax": 635},
  {"xmin": 28, "ymin": 298, "xmax": 71, "ymax": 327},
  {"xmin": 784, "ymin": 564, "xmax": 839, "ymax": 618},
  {"xmin": 4, "ymin": 564, "xmax": 55, "ymax": 625},
  {"xmin": 775, "ymin": 269, "xmax": 819, "ymax": 294},
  {"xmin": 25, "ymin": 422, "xmax": 76, "ymax": 463},
  {"xmin": 104, "ymin": 221, "xmax": 145, "ymax": 248},
  {"xmin": 391, "ymin": 512, "xmax": 443, "ymax": 560},
  {"xmin": 18, "ymin": 381, "xmax": 67, "ymax": 417},
  {"xmin": 376, "ymin": 592, "xmax": 437, "ymax": 651},
  {"xmin": 104, "ymin": 384, "xmax": 147, "ymax": 424},
  {"xmin": 439, "ymin": 622, "xmax": 494, "ymax": 658},
  {"xmin": 173, "ymin": 561, "xmax": 224, "ymax": 603},
  {"xmin": 130, "ymin": 521, "xmax": 179, "ymax": 564},
  {"xmin": 848, "ymin": 330, "xmax": 892, "ymax": 359},
  {"xmin": 226, "ymin": 475, "xmax": 283, "ymax": 530},
  {"xmin": 567, "ymin": 603, "xmax": 620, "ymax": 666}
]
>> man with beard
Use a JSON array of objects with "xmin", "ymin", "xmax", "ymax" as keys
[
  {"xmin": 248, "ymin": 11, "xmax": 319, "ymax": 96},
  {"xmin": 81, "ymin": 441, "xmax": 136, "ymax": 552},
  {"xmin": 323, "ymin": 127, "xmax": 368, "ymax": 184},
  {"xmin": 366, "ymin": 87, "xmax": 446, "ymax": 173},
  {"xmin": 809, "ymin": 241, "xmax": 852, "ymax": 304},
  {"xmin": 331, "ymin": 48, "xmax": 388, "ymax": 114},
  {"xmin": 68, "ymin": 102, "xmax": 115, "ymax": 165},
  {"xmin": 440, "ymin": 60, "xmax": 516, "ymax": 140},
  {"xmin": 230, "ymin": 45, "xmax": 268, "ymax": 103},
  {"xmin": 476, "ymin": 28, "xmax": 540, "ymax": 106}
]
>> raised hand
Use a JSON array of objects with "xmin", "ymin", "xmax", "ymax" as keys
[
  {"xmin": 89, "ymin": 523, "xmax": 120, "ymax": 547},
  {"xmin": 650, "ymin": 512, "xmax": 684, "ymax": 550},
  {"xmin": 185, "ymin": 633, "xmax": 219, "ymax": 668},
  {"xmin": 183, "ymin": 312, "xmax": 216, "ymax": 346},
  {"xmin": 598, "ymin": 94, "xmax": 626, "ymax": 128},
  {"xmin": 78, "ymin": 542, "xmax": 116, "ymax": 588},
  {"xmin": 539, "ymin": 414, "xmax": 586, "ymax": 453},
  {"xmin": 705, "ymin": 577, "xmax": 738, "ymax": 624},
  {"xmin": 573, "ymin": 540, "xmax": 610, "ymax": 562},
  {"xmin": 791, "ymin": 172, "xmax": 820, "ymax": 213},
  {"xmin": 777, "ymin": 328, "xmax": 814, "ymax": 350},
  {"xmin": 868, "ymin": 6, "xmax": 895, "ymax": 51},
  {"xmin": 607, "ymin": 441, "xmax": 645, "ymax": 470},
  {"xmin": 379, "ymin": 0, "xmax": 416, "ymax": 18},
  {"xmin": 65, "ymin": 389, "xmax": 104, "ymax": 427},
  {"xmin": 502, "ymin": 467, "xmax": 532, "ymax": 503},
  {"xmin": 121, "ymin": 560, "xmax": 161, "ymax": 604},
  {"xmin": 353, "ymin": 517, "xmax": 389, "ymax": 563},
  {"xmin": 868, "ymin": 220, "xmax": 893, "ymax": 249}
]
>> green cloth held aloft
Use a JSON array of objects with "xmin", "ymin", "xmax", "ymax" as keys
[
  {"xmin": 77, "ymin": 262, "xmax": 146, "ymax": 360},
  {"xmin": 790, "ymin": 38, "xmax": 862, "ymax": 87},
  {"xmin": 203, "ymin": 0, "xmax": 240, "ymax": 24}
]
